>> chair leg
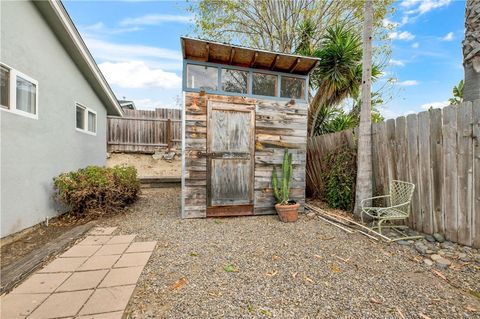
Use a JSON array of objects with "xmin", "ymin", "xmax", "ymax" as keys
[{"xmin": 377, "ymin": 219, "xmax": 384, "ymax": 235}]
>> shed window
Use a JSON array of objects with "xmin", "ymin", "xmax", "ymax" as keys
[
  {"xmin": 16, "ymin": 76, "xmax": 37, "ymax": 115},
  {"xmin": 0, "ymin": 65, "xmax": 9, "ymax": 108},
  {"xmin": 76, "ymin": 103, "xmax": 97, "ymax": 135},
  {"xmin": 221, "ymin": 69, "xmax": 248, "ymax": 94},
  {"xmin": 186, "ymin": 64, "xmax": 218, "ymax": 91},
  {"xmin": 281, "ymin": 76, "xmax": 305, "ymax": 100},
  {"xmin": 252, "ymin": 73, "xmax": 277, "ymax": 97}
]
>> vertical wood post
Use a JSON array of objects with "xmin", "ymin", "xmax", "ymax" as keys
[{"xmin": 167, "ymin": 118, "xmax": 172, "ymax": 151}]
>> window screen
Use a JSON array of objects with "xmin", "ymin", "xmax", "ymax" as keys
[
  {"xmin": 252, "ymin": 73, "xmax": 277, "ymax": 97},
  {"xmin": 186, "ymin": 64, "xmax": 218, "ymax": 91},
  {"xmin": 222, "ymin": 69, "xmax": 248, "ymax": 94},
  {"xmin": 280, "ymin": 76, "xmax": 305, "ymax": 100}
]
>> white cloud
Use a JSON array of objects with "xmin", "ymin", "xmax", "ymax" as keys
[
  {"xmin": 442, "ymin": 32, "xmax": 454, "ymax": 41},
  {"xmin": 389, "ymin": 31, "xmax": 415, "ymax": 41},
  {"xmin": 98, "ymin": 61, "xmax": 182, "ymax": 89},
  {"xmin": 81, "ymin": 22, "xmax": 141, "ymax": 35},
  {"xmin": 396, "ymin": 80, "xmax": 419, "ymax": 86},
  {"xmin": 420, "ymin": 100, "xmax": 449, "ymax": 109},
  {"xmin": 120, "ymin": 14, "xmax": 193, "ymax": 26},
  {"xmin": 411, "ymin": 42, "xmax": 419, "ymax": 48},
  {"xmin": 401, "ymin": 0, "xmax": 451, "ymax": 15},
  {"xmin": 389, "ymin": 59, "xmax": 405, "ymax": 67},
  {"xmin": 84, "ymin": 38, "xmax": 182, "ymax": 66}
]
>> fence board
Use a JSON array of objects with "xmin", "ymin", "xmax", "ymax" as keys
[
  {"xmin": 306, "ymin": 101, "xmax": 479, "ymax": 248},
  {"xmin": 429, "ymin": 108, "xmax": 444, "ymax": 233},
  {"xmin": 457, "ymin": 102, "xmax": 473, "ymax": 246},
  {"xmin": 418, "ymin": 111, "xmax": 432, "ymax": 234},
  {"xmin": 406, "ymin": 114, "xmax": 421, "ymax": 230},
  {"xmin": 473, "ymin": 100, "xmax": 480, "ymax": 248},
  {"xmin": 443, "ymin": 105, "xmax": 458, "ymax": 242},
  {"xmin": 107, "ymin": 108, "xmax": 182, "ymax": 153}
]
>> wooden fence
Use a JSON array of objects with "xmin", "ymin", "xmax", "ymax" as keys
[
  {"xmin": 107, "ymin": 108, "xmax": 182, "ymax": 153},
  {"xmin": 306, "ymin": 101, "xmax": 480, "ymax": 248}
]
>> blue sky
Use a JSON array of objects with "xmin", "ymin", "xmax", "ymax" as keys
[{"xmin": 64, "ymin": 0, "xmax": 465, "ymax": 118}]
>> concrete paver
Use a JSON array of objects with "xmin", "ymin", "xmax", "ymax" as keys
[
  {"xmin": 114, "ymin": 252, "xmax": 152, "ymax": 268},
  {"xmin": 28, "ymin": 290, "xmax": 93, "ymax": 319},
  {"xmin": 77, "ymin": 255, "xmax": 121, "ymax": 271},
  {"xmin": 94, "ymin": 243, "xmax": 129, "ymax": 256},
  {"xmin": 125, "ymin": 241, "xmax": 156, "ymax": 253},
  {"xmin": 99, "ymin": 266, "xmax": 143, "ymax": 287},
  {"xmin": 78, "ymin": 285, "xmax": 136, "ymax": 315},
  {"xmin": 12, "ymin": 273, "xmax": 71, "ymax": 294},
  {"xmin": 61, "ymin": 245, "xmax": 100, "ymax": 258},
  {"xmin": 38, "ymin": 257, "xmax": 87, "ymax": 273},
  {"xmin": 56, "ymin": 270, "xmax": 108, "ymax": 292},
  {"xmin": 105, "ymin": 235, "xmax": 136, "ymax": 245},
  {"xmin": 0, "ymin": 293, "xmax": 49, "ymax": 318},
  {"xmin": 76, "ymin": 311, "xmax": 124, "ymax": 319},
  {"xmin": 78, "ymin": 236, "xmax": 113, "ymax": 246}
]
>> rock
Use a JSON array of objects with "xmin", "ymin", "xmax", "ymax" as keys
[
  {"xmin": 424, "ymin": 258, "xmax": 434, "ymax": 266},
  {"xmin": 441, "ymin": 241, "xmax": 455, "ymax": 249},
  {"xmin": 152, "ymin": 151, "xmax": 164, "ymax": 160},
  {"xmin": 458, "ymin": 253, "xmax": 467, "ymax": 259},
  {"xmin": 426, "ymin": 250, "xmax": 434, "ymax": 254},
  {"xmin": 306, "ymin": 212, "xmax": 316, "ymax": 218},
  {"xmin": 425, "ymin": 235, "xmax": 436, "ymax": 242},
  {"xmin": 435, "ymin": 257, "xmax": 452, "ymax": 269},
  {"xmin": 438, "ymin": 250, "xmax": 446, "ymax": 256},
  {"xmin": 415, "ymin": 243, "xmax": 428, "ymax": 255},
  {"xmin": 397, "ymin": 240, "xmax": 410, "ymax": 246},
  {"xmin": 163, "ymin": 151, "xmax": 176, "ymax": 161},
  {"xmin": 430, "ymin": 254, "xmax": 442, "ymax": 261},
  {"xmin": 433, "ymin": 233, "xmax": 445, "ymax": 243}
]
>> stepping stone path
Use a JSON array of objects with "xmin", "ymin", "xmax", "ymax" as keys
[{"xmin": 1, "ymin": 227, "xmax": 156, "ymax": 319}]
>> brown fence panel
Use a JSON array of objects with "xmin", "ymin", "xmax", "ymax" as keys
[
  {"xmin": 306, "ymin": 101, "xmax": 480, "ymax": 248},
  {"xmin": 107, "ymin": 108, "xmax": 182, "ymax": 153}
]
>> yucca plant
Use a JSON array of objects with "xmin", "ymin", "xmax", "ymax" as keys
[{"xmin": 272, "ymin": 149, "xmax": 293, "ymax": 205}]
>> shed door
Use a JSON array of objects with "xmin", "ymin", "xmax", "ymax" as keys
[{"xmin": 207, "ymin": 101, "xmax": 255, "ymax": 216}]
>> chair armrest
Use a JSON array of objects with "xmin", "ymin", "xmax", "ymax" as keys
[{"xmin": 361, "ymin": 195, "xmax": 391, "ymax": 209}]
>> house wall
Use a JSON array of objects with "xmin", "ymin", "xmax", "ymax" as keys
[
  {"xmin": 182, "ymin": 92, "xmax": 308, "ymax": 218},
  {"xmin": 0, "ymin": 1, "xmax": 108, "ymax": 237}
]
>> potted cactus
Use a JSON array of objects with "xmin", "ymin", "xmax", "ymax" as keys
[{"xmin": 272, "ymin": 149, "xmax": 299, "ymax": 222}]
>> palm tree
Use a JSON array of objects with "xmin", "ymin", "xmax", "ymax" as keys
[
  {"xmin": 448, "ymin": 80, "xmax": 464, "ymax": 105},
  {"xmin": 463, "ymin": 0, "xmax": 480, "ymax": 101},
  {"xmin": 354, "ymin": 0, "xmax": 374, "ymax": 217}
]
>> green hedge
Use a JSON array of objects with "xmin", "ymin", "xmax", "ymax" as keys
[{"xmin": 53, "ymin": 165, "xmax": 140, "ymax": 217}]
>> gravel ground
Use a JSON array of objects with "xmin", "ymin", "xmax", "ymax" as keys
[{"xmin": 95, "ymin": 188, "xmax": 480, "ymax": 319}]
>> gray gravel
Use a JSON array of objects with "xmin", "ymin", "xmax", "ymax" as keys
[{"xmin": 96, "ymin": 188, "xmax": 480, "ymax": 318}]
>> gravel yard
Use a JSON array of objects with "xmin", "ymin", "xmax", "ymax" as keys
[{"xmin": 95, "ymin": 188, "xmax": 480, "ymax": 318}]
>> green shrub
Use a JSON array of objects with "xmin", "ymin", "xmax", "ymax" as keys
[
  {"xmin": 322, "ymin": 144, "xmax": 357, "ymax": 211},
  {"xmin": 53, "ymin": 165, "xmax": 140, "ymax": 217}
]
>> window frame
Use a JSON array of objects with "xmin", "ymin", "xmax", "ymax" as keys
[
  {"xmin": 183, "ymin": 59, "xmax": 309, "ymax": 102},
  {"xmin": 75, "ymin": 102, "xmax": 97, "ymax": 136},
  {"xmin": 0, "ymin": 62, "xmax": 39, "ymax": 120}
]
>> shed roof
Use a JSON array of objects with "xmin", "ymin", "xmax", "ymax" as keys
[{"xmin": 181, "ymin": 37, "xmax": 319, "ymax": 76}]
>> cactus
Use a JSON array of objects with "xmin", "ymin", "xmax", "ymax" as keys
[{"xmin": 272, "ymin": 149, "xmax": 293, "ymax": 205}]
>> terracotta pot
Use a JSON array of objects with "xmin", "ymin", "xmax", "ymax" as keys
[{"xmin": 275, "ymin": 202, "xmax": 300, "ymax": 222}]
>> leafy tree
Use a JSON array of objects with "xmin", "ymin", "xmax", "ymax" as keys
[{"xmin": 448, "ymin": 80, "xmax": 464, "ymax": 105}]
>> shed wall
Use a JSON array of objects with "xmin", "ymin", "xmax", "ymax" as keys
[{"xmin": 182, "ymin": 92, "xmax": 307, "ymax": 218}]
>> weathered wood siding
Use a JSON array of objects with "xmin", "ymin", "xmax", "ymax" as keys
[
  {"xmin": 182, "ymin": 92, "xmax": 308, "ymax": 218},
  {"xmin": 107, "ymin": 108, "xmax": 182, "ymax": 153},
  {"xmin": 306, "ymin": 101, "xmax": 480, "ymax": 248}
]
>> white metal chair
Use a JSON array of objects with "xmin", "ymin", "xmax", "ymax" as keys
[{"xmin": 361, "ymin": 180, "xmax": 420, "ymax": 241}]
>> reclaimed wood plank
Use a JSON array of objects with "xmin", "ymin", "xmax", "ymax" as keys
[
  {"xmin": 429, "ymin": 108, "xmax": 444, "ymax": 234},
  {"xmin": 473, "ymin": 100, "xmax": 480, "ymax": 248},
  {"xmin": 406, "ymin": 114, "xmax": 421, "ymax": 230},
  {"xmin": 443, "ymin": 105, "xmax": 458, "ymax": 242},
  {"xmin": 418, "ymin": 111, "xmax": 432, "ymax": 234}
]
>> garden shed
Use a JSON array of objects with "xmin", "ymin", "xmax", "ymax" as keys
[{"xmin": 181, "ymin": 37, "xmax": 319, "ymax": 218}]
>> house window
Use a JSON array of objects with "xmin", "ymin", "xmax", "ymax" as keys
[
  {"xmin": 221, "ymin": 69, "xmax": 248, "ymax": 94},
  {"xmin": 16, "ymin": 76, "xmax": 37, "ymax": 114},
  {"xmin": 186, "ymin": 64, "xmax": 218, "ymax": 91},
  {"xmin": 0, "ymin": 63, "xmax": 38, "ymax": 118},
  {"xmin": 280, "ymin": 76, "xmax": 305, "ymax": 100},
  {"xmin": 252, "ymin": 72, "xmax": 277, "ymax": 97},
  {"xmin": 76, "ymin": 103, "xmax": 96, "ymax": 134},
  {"xmin": 0, "ymin": 65, "xmax": 9, "ymax": 108}
]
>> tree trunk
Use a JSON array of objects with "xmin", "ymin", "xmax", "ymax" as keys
[
  {"xmin": 354, "ymin": 0, "xmax": 373, "ymax": 217},
  {"xmin": 463, "ymin": 0, "xmax": 480, "ymax": 102}
]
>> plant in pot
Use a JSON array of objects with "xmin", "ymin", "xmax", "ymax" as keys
[{"xmin": 272, "ymin": 149, "xmax": 299, "ymax": 222}]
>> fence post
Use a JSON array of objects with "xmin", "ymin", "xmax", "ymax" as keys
[{"xmin": 167, "ymin": 119, "xmax": 172, "ymax": 152}]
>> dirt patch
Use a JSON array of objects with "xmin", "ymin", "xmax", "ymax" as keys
[{"xmin": 107, "ymin": 153, "xmax": 181, "ymax": 178}]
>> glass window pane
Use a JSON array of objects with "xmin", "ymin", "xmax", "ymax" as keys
[
  {"xmin": 186, "ymin": 64, "xmax": 218, "ymax": 91},
  {"xmin": 88, "ymin": 111, "xmax": 96, "ymax": 133},
  {"xmin": 252, "ymin": 73, "xmax": 277, "ymax": 97},
  {"xmin": 0, "ymin": 65, "xmax": 9, "ymax": 108},
  {"xmin": 221, "ymin": 69, "xmax": 248, "ymax": 94},
  {"xmin": 16, "ymin": 76, "xmax": 36, "ymax": 114},
  {"xmin": 281, "ymin": 76, "xmax": 306, "ymax": 100},
  {"xmin": 76, "ymin": 105, "xmax": 85, "ymax": 129}
]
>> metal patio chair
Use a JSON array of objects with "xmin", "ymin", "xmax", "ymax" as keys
[{"xmin": 361, "ymin": 180, "xmax": 420, "ymax": 241}]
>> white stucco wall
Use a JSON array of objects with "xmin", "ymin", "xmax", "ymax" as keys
[{"xmin": 0, "ymin": 1, "xmax": 108, "ymax": 237}]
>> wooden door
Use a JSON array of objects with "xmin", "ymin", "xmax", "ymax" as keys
[{"xmin": 206, "ymin": 101, "xmax": 255, "ymax": 216}]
